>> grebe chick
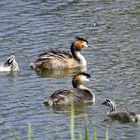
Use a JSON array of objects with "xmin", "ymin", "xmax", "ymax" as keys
[
  {"xmin": 30, "ymin": 37, "xmax": 93, "ymax": 70},
  {"xmin": 44, "ymin": 72, "xmax": 95, "ymax": 106},
  {"xmin": 0, "ymin": 55, "xmax": 19, "ymax": 72},
  {"xmin": 102, "ymin": 99, "xmax": 140, "ymax": 123}
]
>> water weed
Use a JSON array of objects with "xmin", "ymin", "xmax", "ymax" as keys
[
  {"xmin": 70, "ymin": 97, "xmax": 108, "ymax": 140},
  {"xmin": 70, "ymin": 96, "xmax": 75, "ymax": 140}
]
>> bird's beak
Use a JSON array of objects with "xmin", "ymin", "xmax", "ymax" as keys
[
  {"xmin": 89, "ymin": 77, "xmax": 96, "ymax": 81},
  {"xmin": 4, "ymin": 61, "xmax": 9, "ymax": 66},
  {"xmin": 102, "ymin": 101, "xmax": 106, "ymax": 105},
  {"xmin": 88, "ymin": 44, "xmax": 96, "ymax": 48}
]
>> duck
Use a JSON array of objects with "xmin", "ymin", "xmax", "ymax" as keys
[
  {"xmin": 0, "ymin": 55, "xmax": 19, "ymax": 72},
  {"xmin": 102, "ymin": 99, "xmax": 140, "ymax": 123},
  {"xmin": 44, "ymin": 72, "xmax": 95, "ymax": 106},
  {"xmin": 30, "ymin": 37, "xmax": 93, "ymax": 70}
]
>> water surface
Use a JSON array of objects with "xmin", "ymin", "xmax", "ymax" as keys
[{"xmin": 0, "ymin": 0, "xmax": 140, "ymax": 139}]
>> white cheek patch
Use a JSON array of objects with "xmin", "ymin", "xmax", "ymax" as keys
[
  {"xmin": 108, "ymin": 102, "xmax": 112, "ymax": 107},
  {"xmin": 80, "ymin": 75, "xmax": 90, "ymax": 82},
  {"xmin": 83, "ymin": 42, "xmax": 88, "ymax": 48}
]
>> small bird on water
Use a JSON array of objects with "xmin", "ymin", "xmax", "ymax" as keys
[
  {"xmin": 102, "ymin": 99, "xmax": 140, "ymax": 123},
  {"xmin": 0, "ymin": 55, "xmax": 19, "ymax": 72}
]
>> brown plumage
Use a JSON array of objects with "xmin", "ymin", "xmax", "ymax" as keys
[
  {"xmin": 30, "ymin": 37, "xmax": 91, "ymax": 70},
  {"xmin": 44, "ymin": 72, "xmax": 95, "ymax": 106}
]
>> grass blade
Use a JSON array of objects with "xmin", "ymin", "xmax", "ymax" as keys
[
  {"xmin": 70, "ymin": 96, "xmax": 75, "ymax": 140},
  {"xmin": 9, "ymin": 128, "xmax": 19, "ymax": 140},
  {"xmin": 105, "ymin": 128, "xmax": 108, "ymax": 140},
  {"xmin": 28, "ymin": 123, "xmax": 32, "ymax": 140},
  {"xmin": 85, "ymin": 126, "xmax": 89, "ymax": 140},
  {"xmin": 93, "ymin": 127, "xmax": 97, "ymax": 140},
  {"xmin": 78, "ymin": 132, "xmax": 83, "ymax": 140}
]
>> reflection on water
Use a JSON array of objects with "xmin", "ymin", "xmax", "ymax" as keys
[
  {"xmin": 32, "ymin": 67, "xmax": 87, "ymax": 77},
  {"xmin": 0, "ymin": 70, "xmax": 19, "ymax": 79},
  {"xmin": 0, "ymin": 0, "xmax": 140, "ymax": 139},
  {"xmin": 45, "ymin": 102, "xmax": 95, "ymax": 116}
]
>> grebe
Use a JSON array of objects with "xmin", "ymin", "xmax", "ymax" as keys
[
  {"xmin": 44, "ymin": 72, "xmax": 95, "ymax": 106},
  {"xmin": 30, "ymin": 37, "xmax": 93, "ymax": 70},
  {"xmin": 102, "ymin": 99, "xmax": 140, "ymax": 123},
  {"xmin": 0, "ymin": 55, "xmax": 19, "ymax": 72}
]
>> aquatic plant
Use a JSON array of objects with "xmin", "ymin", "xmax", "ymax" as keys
[
  {"xmin": 9, "ymin": 124, "xmax": 33, "ymax": 140},
  {"xmin": 70, "ymin": 96, "xmax": 75, "ymax": 140},
  {"xmin": 70, "ymin": 96, "xmax": 108, "ymax": 140},
  {"xmin": 9, "ymin": 98, "xmax": 108, "ymax": 140}
]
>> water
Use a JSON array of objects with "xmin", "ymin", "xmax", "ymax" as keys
[{"xmin": 0, "ymin": 0, "xmax": 140, "ymax": 139}]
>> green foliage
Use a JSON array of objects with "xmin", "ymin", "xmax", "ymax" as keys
[
  {"xmin": 9, "ymin": 100, "xmax": 108, "ymax": 140},
  {"xmin": 105, "ymin": 128, "xmax": 108, "ymax": 140},
  {"xmin": 69, "ymin": 97, "xmax": 109, "ymax": 140},
  {"xmin": 84, "ymin": 126, "xmax": 89, "ymax": 140},
  {"xmin": 70, "ymin": 96, "xmax": 75, "ymax": 140},
  {"xmin": 93, "ymin": 128, "xmax": 97, "ymax": 140},
  {"xmin": 9, "ymin": 124, "xmax": 33, "ymax": 140},
  {"xmin": 9, "ymin": 128, "xmax": 19, "ymax": 140},
  {"xmin": 28, "ymin": 123, "xmax": 33, "ymax": 140}
]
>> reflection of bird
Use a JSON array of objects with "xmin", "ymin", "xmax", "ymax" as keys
[
  {"xmin": 102, "ymin": 99, "xmax": 140, "ymax": 123},
  {"xmin": 44, "ymin": 72, "xmax": 95, "ymax": 106},
  {"xmin": 0, "ymin": 55, "xmax": 19, "ymax": 72},
  {"xmin": 30, "ymin": 37, "xmax": 93, "ymax": 70},
  {"xmin": 34, "ymin": 67, "xmax": 81, "ymax": 78}
]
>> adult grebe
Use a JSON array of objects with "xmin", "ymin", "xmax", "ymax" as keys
[
  {"xmin": 0, "ymin": 55, "xmax": 19, "ymax": 72},
  {"xmin": 44, "ymin": 72, "xmax": 95, "ymax": 106},
  {"xmin": 102, "ymin": 99, "xmax": 140, "ymax": 123},
  {"xmin": 30, "ymin": 37, "xmax": 93, "ymax": 70}
]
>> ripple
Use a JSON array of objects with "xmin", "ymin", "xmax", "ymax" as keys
[{"xmin": 0, "ymin": 0, "xmax": 140, "ymax": 139}]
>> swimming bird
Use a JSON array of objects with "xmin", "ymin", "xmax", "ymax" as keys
[
  {"xmin": 44, "ymin": 72, "xmax": 95, "ymax": 106},
  {"xmin": 30, "ymin": 37, "xmax": 93, "ymax": 70},
  {"xmin": 102, "ymin": 99, "xmax": 140, "ymax": 123},
  {"xmin": 0, "ymin": 55, "xmax": 19, "ymax": 72}
]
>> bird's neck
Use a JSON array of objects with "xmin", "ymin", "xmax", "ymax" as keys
[
  {"xmin": 12, "ymin": 61, "xmax": 19, "ymax": 71},
  {"xmin": 71, "ymin": 45, "xmax": 86, "ymax": 66},
  {"xmin": 110, "ymin": 106, "xmax": 116, "ymax": 113},
  {"xmin": 77, "ymin": 85, "xmax": 95, "ymax": 102}
]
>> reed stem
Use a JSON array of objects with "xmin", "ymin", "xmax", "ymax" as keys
[{"xmin": 70, "ymin": 96, "xmax": 75, "ymax": 140}]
